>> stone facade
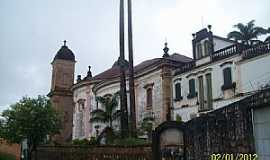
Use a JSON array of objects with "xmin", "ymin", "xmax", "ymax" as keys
[{"xmin": 48, "ymin": 46, "xmax": 75, "ymax": 143}]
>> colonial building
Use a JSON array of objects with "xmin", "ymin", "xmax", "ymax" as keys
[
  {"xmin": 49, "ymin": 27, "xmax": 270, "ymax": 141},
  {"xmin": 172, "ymin": 26, "xmax": 270, "ymax": 121},
  {"xmin": 71, "ymin": 45, "xmax": 192, "ymax": 139}
]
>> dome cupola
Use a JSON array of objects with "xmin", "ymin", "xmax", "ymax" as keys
[{"xmin": 53, "ymin": 40, "xmax": 75, "ymax": 62}]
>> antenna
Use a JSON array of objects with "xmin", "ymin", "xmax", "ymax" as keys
[{"xmin": 201, "ymin": 16, "xmax": 204, "ymax": 28}]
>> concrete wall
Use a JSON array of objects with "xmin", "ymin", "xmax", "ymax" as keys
[{"xmin": 238, "ymin": 54, "xmax": 270, "ymax": 93}]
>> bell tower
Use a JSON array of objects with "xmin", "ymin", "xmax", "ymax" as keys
[{"xmin": 48, "ymin": 40, "xmax": 75, "ymax": 143}]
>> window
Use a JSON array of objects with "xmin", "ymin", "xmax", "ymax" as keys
[
  {"xmin": 78, "ymin": 99, "xmax": 85, "ymax": 111},
  {"xmin": 197, "ymin": 43, "xmax": 203, "ymax": 59},
  {"xmin": 198, "ymin": 76, "xmax": 204, "ymax": 111},
  {"xmin": 204, "ymin": 40, "xmax": 211, "ymax": 56},
  {"xmin": 175, "ymin": 83, "xmax": 182, "ymax": 101},
  {"xmin": 222, "ymin": 67, "xmax": 235, "ymax": 90},
  {"xmin": 206, "ymin": 73, "xmax": 213, "ymax": 109},
  {"xmin": 223, "ymin": 67, "xmax": 232, "ymax": 86},
  {"xmin": 188, "ymin": 79, "xmax": 196, "ymax": 98},
  {"xmin": 146, "ymin": 88, "xmax": 153, "ymax": 108}
]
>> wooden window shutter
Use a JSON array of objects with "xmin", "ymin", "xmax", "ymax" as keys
[
  {"xmin": 223, "ymin": 67, "xmax": 232, "ymax": 86},
  {"xmin": 206, "ymin": 73, "xmax": 213, "ymax": 109},
  {"xmin": 197, "ymin": 43, "xmax": 203, "ymax": 58},
  {"xmin": 198, "ymin": 76, "xmax": 204, "ymax": 110},
  {"xmin": 189, "ymin": 79, "xmax": 196, "ymax": 96},
  {"xmin": 204, "ymin": 40, "xmax": 210, "ymax": 56},
  {"xmin": 175, "ymin": 83, "xmax": 182, "ymax": 100},
  {"xmin": 146, "ymin": 88, "xmax": 153, "ymax": 108}
]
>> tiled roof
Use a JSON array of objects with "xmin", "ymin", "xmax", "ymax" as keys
[{"xmin": 92, "ymin": 53, "xmax": 192, "ymax": 81}]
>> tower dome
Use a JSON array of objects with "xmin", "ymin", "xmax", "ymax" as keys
[{"xmin": 53, "ymin": 40, "xmax": 75, "ymax": 62}]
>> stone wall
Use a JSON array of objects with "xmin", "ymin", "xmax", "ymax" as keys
[
  {"xmin": 0, "ymin": 139, "xmax": 20, "ymax": 160},
  {"xmin": 184, "ymin": 88, "xmax": 270, "ymax": 160},
  {"xmin": 34, "ymin": 145, "xmax": 152, "ymax": 160}
]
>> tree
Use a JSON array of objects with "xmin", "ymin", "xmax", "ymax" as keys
[
  {"xmin": 265, "ymin": 36, "xmax": 270, "ymax": 42},
  {"xmin": 90, "ymin": 93, "xmax": 121, "ymax": 131},
  {"xmin": 0, "ymin": 96, "xmax": 61, "ymax": 160},
  {"xmin": 175, "ymin": 114, "xmax": 182, "ymax": 122},
  {"xmin": 265, "ymin": 27, "xmax": 270, "ymax": 42},
  {"xmin": 139, "ymin": 116, "xmax": 154, "ymax": 141},
  {"xmin": 227, "ymin": 20, "xmax": 268, "ymax": 45}
]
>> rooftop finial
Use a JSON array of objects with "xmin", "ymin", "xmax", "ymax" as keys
[
  {"xmin": 208, "ymin": 25, "xmax": 212, "ymax": 31},
  {"xmin": 77, "ymin": 75, "xmax": 81, "ymax": 82},
  {"xmin": 87, "ymin": 65, "xmax": 92, "ymax": 78},
  {"xmin": 163, "ymin": 40, "xmax": 169, "ymax": 58},
  {"xmin": 63, "ymin": 40, "xmax": 67, "ymax": 46}
]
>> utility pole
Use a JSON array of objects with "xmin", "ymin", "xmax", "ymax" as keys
[
  {"xmin": 127, "ymin": 0, "xmax": 137, "ymax": 137},
  {"xmin": 119, "ymin": 0, "xmax": 129, "ymax": 138}
]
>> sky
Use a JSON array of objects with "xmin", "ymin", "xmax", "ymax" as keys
[{"xmin": 0, "ymin": 0, "xmax": 270, "ymax": 112}]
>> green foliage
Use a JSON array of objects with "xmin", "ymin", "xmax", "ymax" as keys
[
  {"xmin": 112, "ymin": 137, "xmax": 148, "ymax": 146},
  {"xmin": 227, "ymin": 20, "xmax": 268, "ymax": 45},
  {"xmin": 72, "ymin": 137, "xmax": 99, "ymax": 146},
  {"xmin": 0, "ymin": 96, "xmax": 61, "ymax": 159},
  {"xmin": 139, "ymin": 116, "xmax": 154, "ymax": 135},
  {"xmin": 175, "ymin": 114, "xmax": 182, "ymax": 122},
  {"xmin": 72, "ymin": 138, "xmax": 90, "ymax": 145},
  {"xmin": 90, "ymin": 93, "xmax": 120, "ymax": 129},
  {"xmin": 265, "ymin": 35, "xmax": 270, "ymax": 42}
]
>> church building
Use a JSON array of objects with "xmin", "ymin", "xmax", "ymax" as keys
[{"xmin": 49, "ymin": 26, "xmax": 270, "ymax": 141}]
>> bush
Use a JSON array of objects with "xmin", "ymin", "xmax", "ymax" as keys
[
  {"xmin": 176, "ymin": 114, "xmax": 182, "ymax": 122},
  {"xmin": 112, "ymin": 137, "xmax": 148, "ymax": 146},
  {"xmin": 72, "ymin": 137, "xmax": 99, "ymax": 146},
  {"xmin": 72, "ymin": 139, "xmax": 89, "ymax": 145}
]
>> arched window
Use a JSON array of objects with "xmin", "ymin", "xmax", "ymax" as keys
[
  {"xmin": 146, "ymin": 88, "xmax": 153, "ymax": 108},
  {"xmin": 175, "ymin": 83, "xmax": 182, "ymax": 101}
]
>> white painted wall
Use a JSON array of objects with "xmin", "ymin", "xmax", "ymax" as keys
[
  {"xmin": 135, "ymin": 70, "xmax": 163, "ymax": 126},
  {"xmin": 73, "ymin": 85, "xmax": 93, "ymax": 140},
  {"xmin": 213, "ymin": 37, "xmax": 234, "ymax": 51},
  {"xmin": 172, "ymin": 51, "xmax": 270, "ymax": 122},
  {"xmin": 238, "ymin": 54, "xmax": 270, "ymax": 93},
  {"xmin": 72, "ymin": 69, "xmax": 164, "ymax": 138}
]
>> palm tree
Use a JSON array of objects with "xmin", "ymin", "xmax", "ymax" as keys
[
  {"xmin": 265, "ymin": 27, "xmax": 270, "ymax": 43},
  {"xmin": 265, "ymin": 36, "xmax": 270, "ymax": 43},
  {"xmin": 227, "ymin": 20, "xmax": 268, "ymax": 45},
  {"xmin": 90, "ymin": 93, "xmax": 120, "ymax": 129}
]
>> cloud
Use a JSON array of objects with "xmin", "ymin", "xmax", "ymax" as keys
[
  {"xmin": 0, "ymin": 105, "xmax": 9, "ymax": 114},
  {"xmin": 0, "ymin": 0, "xmax": 269, "ymax": 107}
]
